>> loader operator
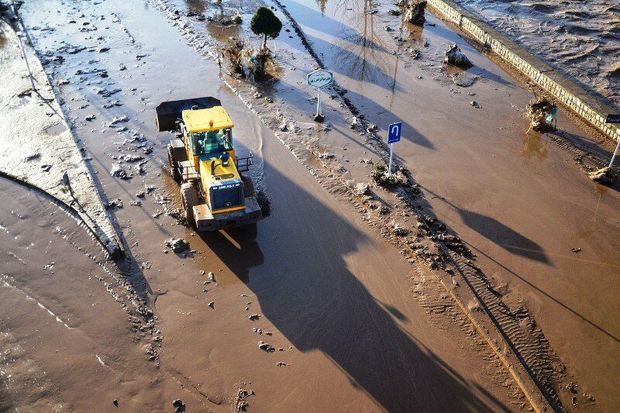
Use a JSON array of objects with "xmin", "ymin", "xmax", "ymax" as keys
[{"xmin": 200, "ymin": 129, "xmax": 233, "ymax": 153}]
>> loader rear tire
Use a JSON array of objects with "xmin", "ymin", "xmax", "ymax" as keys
[
  {"xmin": 168, "ymin": 144, "xmax": 181, "ymax": 183},
  {"xmin": 181, "ymin": 182, "xmax": 199, "ymax": 227}
]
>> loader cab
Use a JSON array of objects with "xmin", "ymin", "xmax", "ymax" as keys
[
  {"xmin": 181, "ymin": 106, "xmax": 236, "ymax": 170},
  {"xmin": 190, "ymin": 128, "xmax": 233, "ymax": 156}
]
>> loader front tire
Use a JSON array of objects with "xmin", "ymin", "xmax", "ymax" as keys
[
  {"xmin": 168, "ymin": 144, "xmax": 181, "ymax": 183},
  {"xmin": 181, "ymin": 182, "xmax": 199, "ymax": 227}
]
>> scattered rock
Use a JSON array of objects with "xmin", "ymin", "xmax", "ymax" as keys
[
  {"xmin": 392, "ymin": 223, "xmax": 409, "ymax": 236},
  {"xmin": 208, "ymin": 301, "xmax": 215, "ymax": 309},
  {"xmin": 104, "ymin": 198, "xmax": 123, "ymax": 209},
  {"xmin": 388, "ymin": 9, "xmax": 401, "ymax": 16},
  {"xmin": 164, "ymin": 238, "xmax": 189, "ymax": 253},
  {"xmin": 248, "ymin": 314, "xmax": 261, "ymax": 321},
  {"xmin": 571, "ymin": 247, "xmax": 582, "ymax": 253},
  {"xmin": 350, "ymin": 116, "xmax": 358, "ymax": 129},
  {"xmin": 111, "ymin": 115, "xmax": 129, "ymax": 125},
  {"xmin": 119, "ymin": 153, "xmax": 143, "ymax": 163},
  {"xmin": 470, "ymin": 100, "xmax": 479, "ymax": 108},
  {"xmin": 258, "ymin": 341, "xmax": 275, "ymax": 352},
  {"xmin": 383, "ymin": 26, "xmax": 394, "ymax": 32},
  {"xmin": 207, "ymin": 272, "xmax": 216, "ymax": 283},
  {"xmin": 110, "ymin": 164, "xmax": 130, "ymax": 179},
  {"xmin": 452, "ymin": 72, "xmax": 478, "ymax": 87},
  {"xmin": 354, "ymin": 182, "xmax": 370, "ymax": 196},
  {"xmin": 276, "ymin": 361, "xmax": 287, "ymax": 366},
  {"xmin": 85, "ymin": 114, "xmax": 96, "ymax": 121},
  {"xmin": 172, "ymin": 399, "xmax": 185, "ymax": 413},
  {"xmin": 96, "ymin": 87, "xmax": 122, "ymax": 97},
  {"xmin": 444, "ymin": 44, "xmax": 472, "ymax": 68}
]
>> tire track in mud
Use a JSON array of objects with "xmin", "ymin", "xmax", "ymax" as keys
[{"xmin": 140, "ymin": 1, "xmax": 567, "ymax": 410}]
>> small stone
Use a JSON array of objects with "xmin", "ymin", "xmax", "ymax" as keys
[
  {"xmin": 354, "ymin": 182, "xmax": 370, "ymax": 196},
  {"xmin": 350, "ymin": 116, "xmax": 358, "ymax": 129},
  {"xmin": 207, "ymin": 272, "xmax": 216, "ymax": 282},
  {"xmin": 571, "ymin": 247, "xmax": 582, "ymax": 253},
  {"xmin": 208, "ymin": 301, "xmax": 215, "ymax": 308},
  {"xmin": 85, "ymin": 114, "xmax": 96, "ymax": 121},
  {"xmin": 258, "ymin": 341, "xmax": 275, "ymax": 352},
  {"xmin": 113, "ymin": 399, "xmax": 119, "ymax": 407},
  {"xmin": 248, "ymin": 314, "xmax": 260, "ymax": 321},
  {"xmin": 164, "ymin": 238, "xmax": 189, "ymax": 253},
  {"xmin": 172, "ymin": 399, "xmax": 185, "ymax": 413},
  {"xmin": 470, "ymin": 100, "xmax": 479, "ymax": 108}
]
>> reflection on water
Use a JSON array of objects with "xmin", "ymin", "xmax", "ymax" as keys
[{"xmin": 521, "ymin": 130, "xmax": 548, "ymax": 160}]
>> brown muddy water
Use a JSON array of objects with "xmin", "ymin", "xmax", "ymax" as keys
[
  {"xmin": 0, "ymin": 177, "xmax": 169, "ymax": 411},
  {"xmin": 271, "ymin": 0, "xmax": 620, "ymax": 410},
  {"xmin": 2, "ymin": 0, "xmax": 528, "ymax": 410},
  {"xmin": 455, "ymin": 0, "xmax": 620, "ymax": 107}
]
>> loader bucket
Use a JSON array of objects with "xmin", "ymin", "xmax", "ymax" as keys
[{"xmin": 155, "ymin": 97, "xmax": 222, "ymax": 132}]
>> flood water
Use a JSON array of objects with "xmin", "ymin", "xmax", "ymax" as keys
[{"xmin": 455, "ymin": 0, "xmax": 620, "ymax": 107}]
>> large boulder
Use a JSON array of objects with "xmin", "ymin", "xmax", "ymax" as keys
[{"xmin": 444, "ymin": 44, "xmax": 473, "ymax": 68}]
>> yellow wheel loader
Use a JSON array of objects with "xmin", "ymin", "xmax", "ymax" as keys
[{"xmin": 157, "ymin": 97, "xmax": 262, "ymax": 233}]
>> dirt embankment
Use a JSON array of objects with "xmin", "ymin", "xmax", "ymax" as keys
[{"xmin": 0, "ymin": 16, "xmax": 120, "ymax": 256}]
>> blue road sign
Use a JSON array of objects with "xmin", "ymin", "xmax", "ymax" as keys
[{"xmin": 387, "ymin": 122, "xmax": 402, "ymax": 144}]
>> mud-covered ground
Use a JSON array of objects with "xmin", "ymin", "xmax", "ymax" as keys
[
  {"xmin": 455, "ymin": 0, "xmax": 620, "ymax": 107},
  {"xmin": 0, "ymin": 0, "xmax": 534, "ymax": 411},
  {"xmin": 149, "ymin": 0, "xmax": 620, "ymax": 409}
]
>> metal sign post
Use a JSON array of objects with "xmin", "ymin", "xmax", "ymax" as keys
[
  {"xmin": 307, "ymin": 69, "xmax": 334, "ymax": 122},
  {"xmin": 609, "ymin": 139, "xmax": 619, "ymax": 169},
  {"xmin": 387, "ymin": 122, "xmax": 402, "ymax": 176},
  {"xmin": 606, "ymin": 115, "xmax": 620, "ymax": 168},
  {"xmin": 315, "ymin": 87, "xmax": 321, "ymax": 120}
]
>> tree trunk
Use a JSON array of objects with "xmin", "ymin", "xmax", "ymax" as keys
[{"xmin": 262, "ymin": 33, "xmax": 267, "ymax": 50}]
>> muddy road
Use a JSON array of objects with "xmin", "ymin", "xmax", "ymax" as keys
[
  {"xmin": 269, "ymin": 0, "xmax": 620, "ymax": 409},
  {"xmin": 0, "ymin": 0, "xmax": 530, "ymax": 411}
]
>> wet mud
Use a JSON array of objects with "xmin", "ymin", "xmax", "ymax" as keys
[
  {"xmin": 0, "ymin": 177, "xmax": 167, "ymax": 411},
  {"xmin": 265, "ymin": 0, "xmax": 620, "ymax": 410},
  {"xmin": 0, "ymin": 0, "xmax": 538, "ymax": 410}
]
